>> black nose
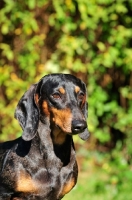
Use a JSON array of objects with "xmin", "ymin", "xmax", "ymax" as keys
[{"xmin": 72, "ymin": 120, "xmax": 87, "ymax": 134}]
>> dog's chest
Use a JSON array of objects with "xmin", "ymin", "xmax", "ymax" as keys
[
  {"xmin": 15, "ymin": 161, "xmax": 77, "ymax": 199},
  {"xmin": 2, "ymin": 148, "xmax": 77, "ymax": 199}
]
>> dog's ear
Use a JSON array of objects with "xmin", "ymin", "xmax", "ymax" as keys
[
  {"xmin": 79, "ymin": 83, "xmax": 90, "ymax": 141},
  {"xmin": 15, "ymin": 84, "xmax": 39, "ymax": 141}
]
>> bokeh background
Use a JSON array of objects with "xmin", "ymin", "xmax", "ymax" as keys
[{"xmin": 0, "ymin": 0, "xmax": 132, "ymax": 199}]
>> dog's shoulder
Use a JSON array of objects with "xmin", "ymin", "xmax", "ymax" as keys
[
  {"xmin": 0, "ymin": 138, "xmax": 20, "ymax": 153},
  {"xmin": 0, "ymin": 138, "xmax": 20, "ymax": 172}
]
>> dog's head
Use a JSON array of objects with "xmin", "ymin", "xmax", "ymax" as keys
[{"xmin": 15, "ymin": 74, "xmax": 89, "ymax": 143}]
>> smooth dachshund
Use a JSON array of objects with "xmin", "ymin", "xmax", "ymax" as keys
[{"xmin": 0, "ymin": 74, "xmax": 89, "ymax": 200}]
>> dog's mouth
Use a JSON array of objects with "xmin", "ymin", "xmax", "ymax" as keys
[
  {"xmin": 55, "ymin": 120, "xmax": 87, "ymax": 135},
  {"xmin": 55, "ymin": 124, "xmax": 72, "ymax": 135}
]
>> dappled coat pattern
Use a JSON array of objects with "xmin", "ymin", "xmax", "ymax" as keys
[{"xmin": 0, "ymin": 74, "xmax": 89, "ymax": 200}]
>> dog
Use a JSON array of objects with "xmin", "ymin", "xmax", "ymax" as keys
[{"xmin": 0, "ymin": 73, "xmax": 89, "ymax": 200}]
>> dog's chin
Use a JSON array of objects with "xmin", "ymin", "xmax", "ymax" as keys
[
  {"xmin": 70, "ymin": 127, "xmax": 88, "ymax": 136},
  {"xmin": 55, "ymin": 124, "xmax": 73, "ymax": 135},
  {"xmin": 70, "ymin": 131, "xmax": 84, "ymax": 136}
]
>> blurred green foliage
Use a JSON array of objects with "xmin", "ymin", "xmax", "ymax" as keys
[
  {"xmin": 0, "ymin": 0, "xmax": 132, "ymax": 197},
  {"xmin": 64, "ymin": 151, "xmax": 132, "ymax": 200}
]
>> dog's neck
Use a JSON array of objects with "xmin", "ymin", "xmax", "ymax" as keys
[
  {"xmin": 51, "ymin": 125, "xmax": 67, "ymax": 145},
  {"xmin": 37, "ymin": 121, "xmax": 75, "ymax": 166}
]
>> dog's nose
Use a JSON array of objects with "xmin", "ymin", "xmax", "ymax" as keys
[{"xmin": 71, "ymin": 120, "xmax": 87, "ymax": 134}]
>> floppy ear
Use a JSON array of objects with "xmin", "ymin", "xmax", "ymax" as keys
[
  {"xmin": 79, "ymin": 83, "xmax": 90, "ymax": 141},
  {"xmin": 14, "ymin": 84, "xmax": 39, "ymax": 141}
]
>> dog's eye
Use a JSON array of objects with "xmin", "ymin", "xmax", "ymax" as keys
[
  {"xmin": 52, "ymin": 93, "xmax": 61, "ymax": 99},
  {"xmin": 78, "ymin": 92, "xmax": 84, "ymax": 100}
]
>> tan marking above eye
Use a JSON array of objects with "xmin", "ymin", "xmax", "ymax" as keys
[
  {"xmin": 58, "ymin": 87, "xmax": 65, "ymax": 94},
  {"xmin": 75, "ymin": 86, "xmax": 80, "ymax": 93}
]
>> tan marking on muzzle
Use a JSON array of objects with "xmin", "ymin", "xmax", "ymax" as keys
[{"xmin": 50, "ymin": 108, "xmax": 72, "ymax": 133}]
